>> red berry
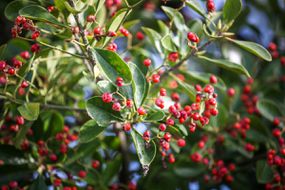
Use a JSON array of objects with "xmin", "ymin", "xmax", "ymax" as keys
[
  {"xmin": 126, "ymin": 99, "xmax": 133, "ymax": 108},
  {"xmin": 210, "ymin": 108, "xmax": 218, "ymax": 116},
  {"xmin": 190, "ymin": 152, "xmax": 202, "ymax": 162},
  {"xmin": 9, "ymin": 181, "xmax": 18, "ymax": 189},
  {"xmin": 168, "ymin": 52, "xmax": 179, "ymax": 62},
  {"xmin": 192, "ymin": 112, "xmax": 200, "ymax": 121},
  {"xmin": 112, "ymin": 102, "xmax": 121, "ymax": 112},
  {"xmin": 245, "ymin": 143, "xmax": 255, "ymax": 152},
  {"xmin": 0, "ymin": 61, "xmax": 7, "ymax": 71},
  {"xmin": 137, "ymin": 107, "xmax": 146, "ymax": 115},
  {"xmin": 107, "ymin": 31, "xmax": 117, "ymax": 37},
  {"xmin": 280, "ymin": 56, "xmax": 285, "ymax": 66},
  {"xmin": 136, "ymin": 31, "xmax": 144, "ymax": 40},
  {"xmin": 119, "ymin": 28, "xmax": 129, "ymax": 37},
  {"xmin": 46, "ymin": 5, "xmax": 54, "ymax": 12},
  {"xmin": 7, "ymin": 68, "xmax": 15, "ymax": 75},
  {"xmin": 123, "ymin": 123, "xmax": 131, "ymax": 131},
  {"xmin": 152, "ymin": 74, "xmax": 160, "ymax": 83},
  {"xmin": 93, "ymin": 27, "xmax": 102, "ymax": 35},
  {"xmin": 166, "ymin": 118, "xmax": 174, "ymax": 126},
  {"xmin": 21, "ymin": 80, "xmax": 29, "ymax": 88},
  {"xmin": 87, "ymin": 15, "xmax": 96, "ymax": 22},
  {"xmin": 168, "ymin": 154, "xmax": 175, "ymax": 164},
  {"xmin": 160, "ymin": 88, "xmax": 167, "ymax": 96},
  {"xmin": 227, "ymin": 88, "xmax": 235, "ymax": 97},
  {"xmin": 49, "ymin": 154, "xmax": 58, "ymax": 162},
  {"xmin": 92, "ymin": 160, "xmax": 100, "ymax": 169},
  {"xmin": 164, "ymin": 132, "xmax": 172, "ymax": 142},
  {"xmin": 268, "ymin": 42, "xmax": 277, "ymax": 51},
  {"xmin": 272, "ymin": 128, "xmax": 281, "ymax": 138},
  {"xmin": 159, "ymin": 123, "xmax": 166, "ymax": 131},
  {"xmin": 155, "ymin": 98, "xmax": 164, "ymax": 109},
  {"xmin": 143, "ymin": 58, "xmax": 152, "ymax": 67},
  {"xmin": 20, "ymin": 51, "xmax": 30, "ymax": 59},
  {"xmin": 31, "ymin": 31, "xmax": 40, "ymax": 40},
  {"xmin": 143, "ymin": 130, "xmax": 150, "ymax": 141},
  {"xmin": 116, "ymin": 77, "xmax": 123, "ymax": 87},
  {"xmin": 187, "ymin": 32, "xmax": 199, "ymax": 43},
  {"xmin": 31, "ymin": 43, "xmax": 40, "ymax": 53},
  {"xmin": 206, "ymin": 0, "xmax": 215, "ymax": 12},
  {"xmin": 102, "ymin": 92, "xmax": 113, "ymax": 103},
  {"xmin": 53, "ymin": 178, "xmax": 62, "ymax": 187},
  {"xmin": 78, "ymin": 170, "xmax": 87, "ymax": 178},
  {"xmin": 177, "ymin": 139, "xmax": 186, "ymax": 147},
  {"xmin": 16, "ymin": 116, "xmax": 24, "ymax": 125},
  {"xmin": 273, "ymin": 117, "xmax": 280, "ymax": 126},
  {"xmin": 209, "ymin": 75, "xmax": 217, "ymax": 84}
]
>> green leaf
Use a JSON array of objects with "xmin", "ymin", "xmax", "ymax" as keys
[
  {"xmin": 227, "ymin": 38, "xmax": 272, "ymax": 62},
  {"xmin": 185, "ymin": 0, "xmax": 206, "ymax": 17},
  {"xmin": 142, "ymin": 27, "xmax": 162, "ymax": 53},
  {"xmin": 144, "ymin": 109, "xmax": 165, "ymax": 122},
  {"xmin": 54, "ymin": 0, "xmax": 66, "ymax": 11},
  {"xmin": 161, "ymin": 35, "xmax": 177, "ymax": 52},
  {"xmin": 4, "ymin": 0, "xmax": 37, "ymax": 21},
  {"xmin": 86, "ymin": 97, "xmax": 123, "ymax": 126},
  {"xmin": 129, "ymin": 63, "xmax": 147, "ymax": 107},
  {"xmin": 130, "ymin": 129, "xmax": 156, "ymax": 169},
  {"xmin": 176, "ymin": 124, "xmax": 188, "ymax": 136},
  {"xmin": 19, "ymin": 5, "xmax": 67, "ymax": 28},
  {"xmin": 29, "ymin": 175, "xmax": 48, "ymax": 190},
  {"xmin": 17, "ymin": 103, "xmax": 40, "ymax": 121},
  {"xmin": 161, "ymin": 6, "xmax": 185, "ymax": 31},
  {"xmin": 223, "ymin": 0, "xmax": 242, "ymax": 24},
  {"xmin": 79, "ymin": 120, "xmax": 106, "ymax": 143},
  {"xmin": 197, "ymin": 56, "xmax": 251, "ymax": 77},
  {"xmin": 41, "ymin": 111, "xmax": 64, "ymax": 138},
  {"xmin": 256, "ymin": 160, "xmax": 274, "ymax": 184},
  {"xmin": 174, "ymin": 165, "xmax": 206, "ymax": 178},
  {"xmin": 93, "ymin": 48, "xmax": 132, "ymax": 84},
  {"xmin": 257, "ymin": 99, "xmax": 284, "ymax": 122},
  {"xmin": 1, "ymin": 39, "xmax": 30, "ymax": 60},
  {"xmin": 102, "ymin": 8, "xmax": 130, "ymax": 47},
  {"xmin": 97, "ymin": 80, "xmax": 117, "ymax": 93}
]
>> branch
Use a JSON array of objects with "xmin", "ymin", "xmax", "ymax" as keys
[{"xmin": 68, "ymin": 0, "xmax": 97, "ymax": 72}]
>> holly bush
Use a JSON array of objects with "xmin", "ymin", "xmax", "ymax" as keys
[{"xmin": 0, "ymin": 0, "xmax": 284, "ymax": 189}]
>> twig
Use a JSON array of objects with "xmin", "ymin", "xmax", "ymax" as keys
[
  {"xmin": 68, "ymin": 0, "xmax": 97, "ymax": 71},
  {"xmin": 162, "ymin": 40, "xmax": 214, "ymax": 77}
]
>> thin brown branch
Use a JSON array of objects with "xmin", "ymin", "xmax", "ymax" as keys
[{"xmin": 68, "ymin": 0, "xmax": 97, "ymax": 73}]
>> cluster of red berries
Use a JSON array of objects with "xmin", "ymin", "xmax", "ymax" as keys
[
  {"xmin": 265, "ymin": 148, "xmax": 285, "ymax": 190},
  {"xmin": 268, "ymin": 42, "xmax": 285, "ymax": 82},
  {"xmin": 1, "ymin": 181, "xmax": 20, "ymax": 190},
  {"xmin": 229, "ymin": 117, "xmax": 251, "ymax": 139},
  {"xmin": 241, "ymin": 78, "xmax": 259, "ymax": 114},
  {"xmin": 0, "ymin": 50, "xmax": 33, "ymax": 95},
  {"xmin": 108, "ymin": 181, "xmax": 137, "ymax": 190},
  {"xmin": 205, "ymin": 160, "xmax": 235, "ymax": 184},
  {"xmin": 11, "ymin": 16, "xmax": 40, "ymax": 40}
]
